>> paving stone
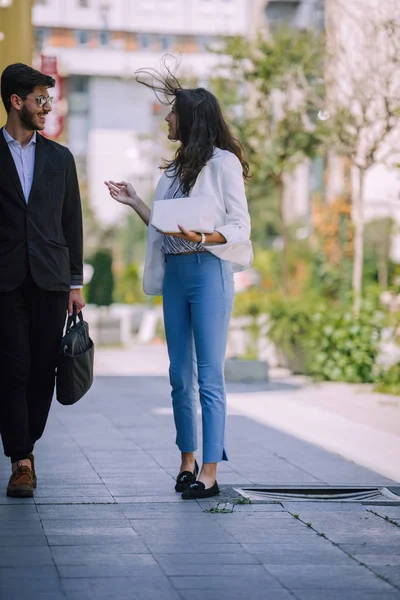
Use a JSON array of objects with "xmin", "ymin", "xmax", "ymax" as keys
[
  {"xmin": 318, "ymin": 531, "xmax": 400, "ymax": 545},
  {"xmin": 294, "ymin": 591, "xmax": 400, "ymax": 600},
  {"xmin": 0, "ymin": 545, "xmax": 53, "ymax": 567},
  {"xmin": 371, "ymin": 566, "xmax": 400, "ymax": 587},
  {"xmin": 128, "ymin": 519, "xmax": 229, "ymax": 535},
  {"xmin": 263, "ymin": 564, "xmax": 397, "ymax": 590},
  {"xmin": 244, "ymin": 544, "xmax": 351, "ymax": 565},
  {"xmin": 41, "ymin": 519, "xmax": 134, "ymax": 533},
  {"xmin": 354, "ymin": 555, "xmax": 400, "ymax": 566},
  {"xmin": 51, "ymin": 545, "xmax": 151, "ymax": 562},
  {"xmin": 36, "ymin": 504, "xmax": 125, "ymax": 520},
  {"xmin": 169, "ymin": 574, "xmax": 283, "ymax": 590},
  {"xmin": 282, "ymin": 502, "xmax": 369, "ymax": 513},
  {"xmin": 119, "ymin": 502, "xmax": 204, "ymax": 518},
  {"xmin": 58, "ymin": 562, "xmax": 164, "ymax": 578},
  {"xmin": 34, "ymin": 496, "xmax": 116, "ymax": 504},
  {"xmin": 0, "ymin": 584, "xmax": 65, "ymax": 600},
  {"xmin": 113, "ymin": 495, "xmax": 183, "ymax": 503},
  {"xmin": 2, "ymin": 594, "xmax": 66, "ymax": 600},
  {"xmin": 0, "ymin": 566, "xmax": 59, "ymax": 579},
  {"xmin": 46, "ymin": 534, "xmax": 147, "ymax": 547},
  {"xmin": 0, "ymin": 496, "xmax": 35, "ymax": 505},
  {"xmin": 0, "ymin": 505, "xmax": 40, "ymax": 520},
  {"xmin": 0, "ymin": 535, "xmax": 48, "ymax": 547},
  {"xmin": 154, "ymin": 552, "xmax": 261, "ymax": 566},
  {"xmin": 142, "ymin": 542, "xmax": 244, "ymax": 554},
  {"xmin": 367, "ymin": 507, "xmax": 400, "ymax": 521},
  {"xmin": 61, "ymin": 576, "xmax": 181, "ymax": 600},
  {"xmin": 162, "ymin": 563, "xmax": 269, "ymax": 577},
  {"xmin": 33, "ymin": 485, "xmax": 111, "ymax": 497},
  {"xmin": 178, "ymin": 591, "xmax": 295, "ymax": 600},
  {"xmin": 338, "ymin": 543, "xmax": 400, "ymax": 556},
  {"xmin": 0, "ymin": 522, "xmax": 44, "ymax": 536}
]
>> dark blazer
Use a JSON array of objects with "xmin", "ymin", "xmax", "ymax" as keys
[{"xmin": 0, "ymin": 128, "xmax": 83, "ymax": 292}]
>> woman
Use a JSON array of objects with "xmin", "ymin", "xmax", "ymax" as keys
[{"xmin": 105, "ymin": 67, "xmax": 253, "ymax": 499}]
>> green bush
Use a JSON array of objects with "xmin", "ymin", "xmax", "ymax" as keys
[
  {"xmin": 373, "ymin": 363, "xmax": 400, "ymax": 395},
  {"xmin": 266, "ymin": 293, "xmax": 325, "ymax": 355},
  {"xmin": 306, "ymin": 303, "xmax": 387, "ymax": 383},
  {"xmin": 264, "ymin": 294, "xmax": 388, "ymax": 383},
  {"xmin": 87, "ymin": 250, "xmax": 114, "ymax": 307},
  {"xmin": 233, "ymin": 287, "xmax": 269, "ymax": 317},
  {"xmin": 114, "ymin": 262, "xmax": 145, "ymax": 305}
]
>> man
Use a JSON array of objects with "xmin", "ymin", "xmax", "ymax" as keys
[{"xmin": 0, "ymin": 63, "xmax": 85, "ymax": 497}]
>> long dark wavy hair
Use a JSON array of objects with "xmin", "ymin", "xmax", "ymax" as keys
[{"xmin": 135, "ymin": 57, "xmax": 249, "ymax": 195}]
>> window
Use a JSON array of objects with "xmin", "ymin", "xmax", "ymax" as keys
[
  {"xmin": 99, "ymin": 30, "xmax": 110, "ymax": 46},
  {"xmin": 265, "ymin": 0, "xmax": 300, "ymax": 24},
  {"xmin": 68, "ymin": 76, "xmax": 89, "ymax": 114},
  {"xmin": 313, "ymin": 0, "xmax": 325, "ymax": 31},
  {"xmin": 197, "ymin": 35, "xmax": 214, "ymax": 52},
  {"xmin": 35, "ymin": 28, "xmax": 48, "ymax": 51},
  {"xmin": 139, "ymin": 33, "xmax": 151, "ymax": 50},
  {"xmin": 160, "ymin": 35, "xmax": 174, "ymax": 51},
  {"xmin": 76, "ymin": 30, "xmax": 90, "ymax": 45}
]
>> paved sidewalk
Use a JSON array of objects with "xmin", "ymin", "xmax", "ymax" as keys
[{"xmin": 0, "ymin": 344, "xmax": 399, "ymax": 600}]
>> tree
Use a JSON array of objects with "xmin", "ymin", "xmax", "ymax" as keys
[
  {"xmin": 325, "ymin": 0, "xmax": 400, "ymax": 313},
  {"xmin": 87, "ymin": 250, "xmax": 114, "ymax": 307},
  {"xmin": 219, "ymin": 28, "xmax": 328, "ymax": 291}
]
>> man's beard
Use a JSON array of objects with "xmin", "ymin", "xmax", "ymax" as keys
[{"xmin": 20, "ymin": 105, "xmax": 42, "ymax": 131}]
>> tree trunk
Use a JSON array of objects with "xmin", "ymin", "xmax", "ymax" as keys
[
  {"xmin": 378, "ymin": 257, "xmax": 388, "ymax": 289},
  {"xmin": 278, "ymin": 177, "xmax": 288, "ymax": 293},
  {"xmin": 352, "ymin": 166, "xmax": 366, "ymax": 315}
]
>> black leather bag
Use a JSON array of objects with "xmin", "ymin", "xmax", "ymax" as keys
[{"xmin": 56, "ymin": 308, "xmax": 94, "ymax": 405}]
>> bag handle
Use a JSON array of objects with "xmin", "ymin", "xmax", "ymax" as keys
[{"xmin": 66, "ymin": 306, "xmax": 84, "ymax": 333}]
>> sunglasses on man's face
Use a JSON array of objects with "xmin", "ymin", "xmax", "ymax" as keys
[
  {"xmin": 31, "ymin": 95, "xmax": 54, "ymax": 108},
  {"xmin": 16, "ymin": 94, "xmax": 54, "ymax": 108}
]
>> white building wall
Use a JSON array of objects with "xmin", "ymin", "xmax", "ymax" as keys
[
  {"xmin": 88, "ymin": 129, "xmax": 158, "ymax": 227},
  {"xmin": 32, "ymin": 0, "xmax": 252, "ymax": 226},
  {"xmin": 32, "ymin": 0, "xmax": 249, "ymax": 36}
]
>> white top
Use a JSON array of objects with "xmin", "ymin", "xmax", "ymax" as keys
[
  {"xmin": 143, "ymin": 148, "xmax": 253, "ymax": 296},
  {"xmin": 3, "ymin": 128, "xmax": 36, "ymax": 202}
]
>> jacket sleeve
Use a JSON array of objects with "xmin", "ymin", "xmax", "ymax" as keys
[
  {"xmin": 214, "ymin": 152, "xmax": 251, "ymax": 243},
  {"xmin": 62, "ymin": 150, "xmax": 83, "ymax": 287}
]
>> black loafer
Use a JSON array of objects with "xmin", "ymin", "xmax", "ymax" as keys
[
  {"xmin": 175, "ymin": 460, "xmax": 199, "ymax": 492},
  {"xmin": 181, "ymin": 480, "xmax": 220, "ymax": 499}
]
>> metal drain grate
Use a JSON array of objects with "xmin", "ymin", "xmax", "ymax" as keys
[{"xmin": 234, "ymin": 485, "xmax": 400, "ymax": 505}]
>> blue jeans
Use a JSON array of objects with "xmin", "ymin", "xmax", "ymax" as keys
[{"xmin": 162, "ymin": 252, "xmax": 234, "ymax": 463}]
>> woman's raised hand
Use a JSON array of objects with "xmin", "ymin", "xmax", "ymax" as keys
[{"xmin": 104, "ymin": 180, "xmax": 138, "ymax": 206}]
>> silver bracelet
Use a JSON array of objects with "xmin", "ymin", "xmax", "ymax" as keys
[{"xmin": 200, "ymin": 232, "xmax": 206, "ymax": 245}]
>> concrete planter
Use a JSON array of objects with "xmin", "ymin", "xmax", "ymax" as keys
[
  {"xmin": 277, "ymin": 344, "xmax": 308, "ymax": 374},
  {"xmin": 224, "ymin": 358, "xmax": 269, "ymax": 383}
]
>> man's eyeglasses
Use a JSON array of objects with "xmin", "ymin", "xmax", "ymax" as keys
[
  {"xmin": 16, "ymin": 94, "xmax": 54, "ymax": 108},
  {"xmin": 32, "ymin": 95, "xmax": 54, "ymax": 108}
]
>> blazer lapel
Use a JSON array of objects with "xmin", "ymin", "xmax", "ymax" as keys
[
  {"xmin": 28, "ymin": 133, "xmax": 48, "ymax": 203},
  {"xmin": 0, "ymin": 127, "xmax": 26, "ymax": 206},
  {"xmin": 154, "ymin": 169, "xmax": 175, "ymax": 201}
]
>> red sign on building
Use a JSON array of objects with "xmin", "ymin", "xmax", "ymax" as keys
[{"xmin": 40, "ymin": 55, "xmax": 64, "ymax": 139}]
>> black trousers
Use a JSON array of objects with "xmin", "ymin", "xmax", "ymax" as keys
[{"xmin": 0, "ymin": 273, "xmax": 68, "ymax": 462}]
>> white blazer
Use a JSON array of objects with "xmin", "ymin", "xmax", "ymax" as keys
[{"xmin": 143, "ymin": 148, "xmax": 253, "ymax": 295}]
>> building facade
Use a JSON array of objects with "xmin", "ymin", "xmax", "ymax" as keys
[{"xmin": 32, "ymin": 0, "xmax": 251, "ymax": 225}]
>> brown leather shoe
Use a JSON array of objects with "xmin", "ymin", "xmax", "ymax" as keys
[
  {"xmin": 29, "ymin": 453, "xmax": 37, "ymax": 488},
  {"xmin": 7, "ymin": 464, "xmax": 34, "ymax": 498}
]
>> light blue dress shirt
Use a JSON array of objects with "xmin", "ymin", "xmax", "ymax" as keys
[{"xmin": 3, "ymin": 127, "xmax": 36, "ymax": 203}]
